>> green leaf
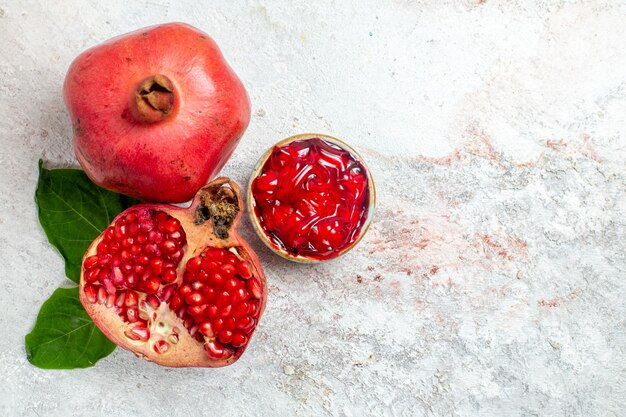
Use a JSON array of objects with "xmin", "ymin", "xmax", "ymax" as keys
[
  {"xmin": 35, "ymin": 160, "xmax": 141, "ymax": 283},
  {"xmin": 25, "ymin": 287, "xmax": 116, "ymax": 369}
]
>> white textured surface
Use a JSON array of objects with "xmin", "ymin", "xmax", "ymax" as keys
[{"xmin": 1, "ymin": 0, "xmax": 625, "ymax": 416}]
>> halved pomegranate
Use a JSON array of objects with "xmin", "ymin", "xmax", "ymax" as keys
[{"xmin": 79, "ymin": 178, "xmax": 266, "ymax": 367}]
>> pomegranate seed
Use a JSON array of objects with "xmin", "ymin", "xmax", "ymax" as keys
[
  {"xmin": 191, "ymin": 281, "xmax": 204, "ymax": 291},
  {"xmin": 197, "ymin": 270, "xmax": 210, "ymax": 282},
  {"xmin": 160, "ymin": 285, "xmax": 176, "ymax": 303},
  {"xmin": 221, "ymin": 263, "xmax": 236, "ymax": 276},
  {"xmin": 144, "ymin": 243, "xmax": 158, "ymax": 254},
  {"xmin": 248, "ymin": 301, "xmax": 258, "ymax": 316},
  {"xmin": 111, "ymin": 266, "xmax": 124, "ymax": 285},
  {"xmin": 236, "ymin": 260, "xmax": 252, "ymax": 279},
  {"xmin": 218, "ymin": 330, "xmax": 233, "ymax": 344},
  {"xmin": 170, "ymin": 294, "xmax": 183, "ymax": 311},
  {"xmin": 161, "ymin": 218, "xmax": 181, "ymax": 234},
  {"xmin": 97, "ymin": 286, "xmax": 107, "ymax": 304},
  {"xmin": 233, "ymin": 302, "xmax": 249, "ymax": 318},
  {"xmin": 97, "ymin": 268, "xmax": 110, "ymax": 282},
  {"xmin": 84, "ymin": 255, "xmax": 99, "ymax": 269},
  {"xmin": 127, "ymin": 308, "xmax": 139, "ymax": 322},
  {"xmin": 125, "ymin": 324, "xmax": 149, "ymax": 341},
  {"xmin": 224, "ymin": 277, "xmax": 239, "ymax": 292},
  {"xmin": 130, "ymin": 244, "xmax": 142, "ymax": 255},
  {"xmin": 144, "ymin": 277, "xmax": 160, "ymax": 294},
  {"xmin": 84, "ymin": 285, "xmax": 97, "ymax": 303},
  {"xmin": 216, "ymin": 291, "xmax": 231, "ymax": 307},
  {"xmin": 203, "ymin": 287, "xmax": 217, "ymax": 302},
  {"xmin": 168, "ymin": 333, "xmax": 179, "ymax": 344},
  {"xmin": 232, "ymin": 288, "xmax": 248, "ymax": 304},
  {"xmin": 219, "ymin": 305, "xmax": 233, "ymax": 318},
  {"xmin": 207, "ymin": 304, "xmax": 220, "ymax": 319},
  {"xmin": 179, "ymin": 284, "xmax": 192, "ymax": 297},
  {"xmin": 108, "ymin": 242, "xmax": 120, "ymax": 253},
  {"xmin": 153, "ymin": 339, "xmax": 170, "ymax": 354},
  {"xmin": 188, "ymin": 304, "xmax": 207, "ymax": 316},
  {"xmin": 127, "ymin": 222, "xmax": 139, "ymax": 236},
  {"xmin": 186, "ymin": 257, "xmax": 202, "ymax": 273},
  {"xmin": 114, "ymin": 223, "xmax": 127, "ymax": 240},
  {"xmin": 212, "ymin": 318, "xmax": 225, "ymax": 332},
  {"xmin": 247, "ymin": 278, "xmax": 262, "ymax": 299},
  {"xmin": 205, "ymin": 340, "xmax": 229, "ymax": 359},
  {"xmin": 120, "ymin": 250, "xmax": 132, "ymax": 262},
  {"xmin": 85, "ymin": 268, "xmax": 100, "ymax": 282},
  {"xmin": 162, "ymin": 268, "xmax": 177, "ymax": 283},
  {"xmin": 236, "ymin": 316, "xmax": 255, "ymax": 332},
  {"xmin": 224, "ymin": 317, "xmax": 236, "ymax": 330},
  {"xmin": 137, "ymin": 255, "xmax": 150, "ymax": 265},
  {"xmin": 125, "ymin": 291, "xmax": 138, "ymax": 307},
  {"xmin": 203, "ymin": 248, "xmax": 225, "ymax": 261},
  {"xmin": 103, "ymin": 279, "xmax": 116, "ymax": 295},
  {"xmin": 209, "ymin": 272, "xmax": 224, "ymax": 287},
  {"xmin": 134, "ymin": 265, "xmax": 146, "ymax": 275},
  {"xmin": 122, "ymin": 237, "xmax": 133, "ymax": 247},
  {"xmin": 126, "ymin": 274, "xmax": 137, "ymax": 286},
  {"xmin": 115, "ymin": 291, "xmax": 126, "ymax": 307},
  {"xmin": 159, "ymin": 240, "xmax": 177, "ymax": 253},
  {"xmin": 186, "ymin": 291, "xmax": 205, "ymax": 306},
  {"xmin": 199, "ymin": 321, "xmax": 214, "ymax": 337},
  {"xmin": 231, "ymin": 332, "xmax": 248, "ymax": 348},
  {"xmin": 146, "ymin": 295, "xmax": 160, "ymax": 309},
  {"xmin": 225, "ymin": 252, "xmax": 239, "ymax": 265}
]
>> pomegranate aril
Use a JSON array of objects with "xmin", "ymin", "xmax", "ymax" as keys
[
  {"xmin": 188, "ymin": 304, "xmax": 207, "ymax": 316},
  {"xmin": 115, "ymin": 291, "xmax": 126, "ymax": 307},
  {"xmin": 127, "ymin": 222, "xmax": 139, "ymax": 236},
  {"xmin": 162, "ymin": 268, "xmax": 177, "ymax": 283},
  {"xmin": 160, "ymin": 285, "xmax": 176, "ymax": 303},
  {"xmin": 224, "ymin": 316, "xmax": 236, "ymax": 330},
  {"xmin": 247, "ymin": 278, "xmax": 262, "ymax": 299},
  {"xmin": 220, "ymin": 305, "xmax": 232, "ymax": 318},
  {"xmin": 232, "ymin": 288, "xmax": 247, "ymax": 304},
  {"xmin": 218, "ymin": 330, "xmax": 233, "ymax": 344},
  {"xmin": 130, "ymin": 244, "xmax": 142, "ymax": 255},
  {"xmin": 103, "ymin": 279, "xmax": 116, "ymax": 295},
  {"xmin": 84, "ymin": 255, "xmax": 99, "ymax": 269},
  {"xmin": 207, "ymin": 304, "xmax": 219, "ymax": 319},
  {"xmin": 97, "ymin": 287, "xmax": 107, "ymax": 304},
  {"xmin": 203, "ymin": 248, "xmax": 225, "ymax": 261},
  {"xmin": 212, "ymin": 318, "xmax": 225, "ymax": 332},
  {"xmin": 112, "ymin": 266, "xmax": 124, "ymax": 285},
  {"xmin": 236, "ymin": 316, "xmax": 255, "ymax": 332},
  {"xmin": 203, "ymin": 287, "xmax": 217, "ymax": 302},
  {"xmin": 127, "ymin": 308, "xmax": 139, "ymax": 322},
  {"xmin": 85, "ymin": 268, "xmax": 100, "ymax": 282},
  {"xmin": 179, "ymin": 284, "xmax": 192, "ymax": 297},
  {"xmin": 216, "ymin": 291, "xmax": 231, "ymax": 307},
  {"xmin": 144, "ymin": 277, "xmax": 161, "ymax": 294},
  {"xmin": 137, "ymin": 233, "xmax": 148, "ymax": 244},
  {"xmin": 199, "ymin": 321, "xmax": 214, "ymax": 337},
  {"xmin": 191, "ymin": 281, "xmax": 204, "ymax": 291},
  {"xmin": 125, "ymin": 323, "xmax": 149, "ymax": 341},
  {"xmin": 236, "ymin": 260, "xmax": 252, "ymax": 278},
  {"xmin": 209, "ymin": 272, "xmax": 224, "ymax": 286},
  {"xmin": 159, "ymin": 240, "xmax": 177, "ymax": 253},
  {"xmin": 146, "ymin": 295, "xmax": 160, "ymax": 309},
  {"xmin": 170, "ymin": 294, "xmax": 183, "ymax": 311},
  {"xmin": 137, "ymin": 255, "xmax": 150, "ymax": 265},
  {"xmin": 231, "ymin": 332, "xmax": 247, "ymax": 348},
  {"xmin": 233, "ymin": 302, "xmax": 249, "ymax": 318},
  {"xmin": 221, "ymin": 264, "xmax": 236, "ymax": 276},
  {"xmin": 186, "ymin": 257, "xmax": 202, "ymax": 273},
  {"xmin": 224, "ymin": 277, "xmax": 239, "ymax": 292},
  {"xmin": 125, "ymin": 291, "xmax": 138, "ymax": 307},
  {"xmin": 84, "ymin": 285, "xmax": 97, "ymax": 303},
  {"xmin": 186, "ymin": 291, "xmax": 205, "ymax": 306},
  {"xmin": 205, "ymin": 340, "xmax": 230, "ymax": 359},
  {"xmin": 153, "ymin": 339, "xmax": 170, "ymax": 354}
]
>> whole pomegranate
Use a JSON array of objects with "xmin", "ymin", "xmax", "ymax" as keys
[
  {"xmin": 79, "ymin": 178, "xmax": 266, "ymax": 367},
  {"xmin": 64, "ymin": 23, "xmax": 251, "ymax": 203}
]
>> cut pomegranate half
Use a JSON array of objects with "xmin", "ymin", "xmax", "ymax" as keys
[{"xmin": 79, "ymin": 178, "xmax": 266, "ymax": 367}]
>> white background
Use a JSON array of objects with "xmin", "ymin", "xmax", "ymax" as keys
[{"xmin": 1, "ymin": 1, "xmax": 625, "ymax": 416}]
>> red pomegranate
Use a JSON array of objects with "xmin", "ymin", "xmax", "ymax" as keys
[
  {"xmin": 79, "ymin": 178, "xmax": 266, "ymax": 367},
  {"xmin": 64, "ymin": 23, "xmax": 251, "ymax": 203}
]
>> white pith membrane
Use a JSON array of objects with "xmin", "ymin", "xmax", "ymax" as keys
[{"xmin": 79, "ymin": 180, "xmax": 266, "ymax": 367}]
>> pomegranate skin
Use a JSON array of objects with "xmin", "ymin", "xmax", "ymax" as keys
[{"xmin": 64, "ymin": 23, "xmax": 251, "ymax": 203}]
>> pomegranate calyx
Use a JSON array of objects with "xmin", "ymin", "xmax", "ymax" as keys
[
  {"xmin": 194, "ymin": 178, "xmax": 241, "ymax": 239},
  {"xmin": 133, "ymin": 74, "xmax": 176, "ymax": 123}
]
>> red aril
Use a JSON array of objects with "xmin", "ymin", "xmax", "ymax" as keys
[
  {"xmin": 248, "ymin": 134, "xmax": 375, "ymax": 262},
  {"xmin": 79, "ymin": 178, "xmax": 266, "ymax": 367}
]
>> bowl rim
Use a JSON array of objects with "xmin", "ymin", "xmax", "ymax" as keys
[{"xmin": 246, "ymin": 133, "xmax": 376, "ymax": 263}]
